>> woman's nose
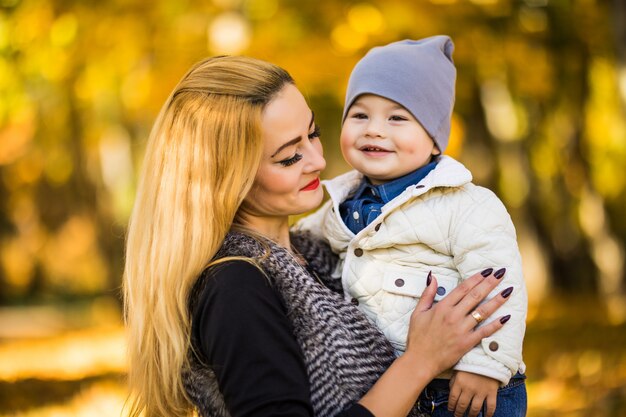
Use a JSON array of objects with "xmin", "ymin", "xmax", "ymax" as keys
[{"xmin": 305, "ymin": 140, "xmax": 326, "ymax": 172}]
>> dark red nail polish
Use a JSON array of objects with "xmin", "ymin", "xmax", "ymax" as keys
[
  {"xmin": 501, "ymin": 286, "xmax": 514, "ymax": 298},
  {"xmin": 494, "ymin": 268, "xmax": 506, "ymax": 279},
  {"xmin": 427, "ymin": 271, "xmax": 432, "ymax": 286},
  {"xmin": 481, "ymin": 268, "xmax": 493, "ymax": 277},
  {"xmin": 500, "ymin": 315, "xmax": 511, "ymax": 324}
]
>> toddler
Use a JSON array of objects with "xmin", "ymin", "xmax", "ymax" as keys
[{"xmin": 297, "ymin": 36, "xmax": 527, "ymax": 417}]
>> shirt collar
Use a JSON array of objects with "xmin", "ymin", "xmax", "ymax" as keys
[{"xmin": 352, "ymin": 160, "xmax": 438, "ymax": 204}]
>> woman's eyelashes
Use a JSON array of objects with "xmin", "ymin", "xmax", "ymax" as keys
[
  {"xmin": 278, "ymin": 125, "xmax": 321, "ymax": 167},
  {"xmin": 308, "ymin": 125, "xmax": 321, "ymax": 139},
  {"xmin": 279, "ymin": 153, "xmax": 303, "ymax": 167}
]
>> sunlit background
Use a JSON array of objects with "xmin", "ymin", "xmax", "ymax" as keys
[{"xmin": 1, "ymin": 0, "xmax": 625, "ymax": 415}]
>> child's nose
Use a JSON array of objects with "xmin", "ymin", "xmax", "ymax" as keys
[{"xmin": 365, "ymin": 119, "xmax": 385, "ymax": 138}]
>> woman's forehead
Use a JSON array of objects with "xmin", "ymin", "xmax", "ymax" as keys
[{"xmin": 261, "ymin": 84, "xmax": 312, "ymax": 146}]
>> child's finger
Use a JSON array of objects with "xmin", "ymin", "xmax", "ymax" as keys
[
  {"xmin": 414, "ymin": 272, "xmax": 437, "ymax": 312},
  {"xmin": 453, "ymin": 392, "xmax": 470, "ymax": 417},
  {"xmin": 484, "ymin": 394, "xmax": 497, "ymax": 417},
  {"xmin": 467, "ymin": 396, "xmax": 484, "ymax": 417},
  {"xmin": 447, "ymin": 378, "xmax": 460, "ymax": 412}
]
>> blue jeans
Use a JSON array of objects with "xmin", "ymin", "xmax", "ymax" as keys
[{"xmin": 417, "ymin": 373, "xmax": 527, "ymax": 417}]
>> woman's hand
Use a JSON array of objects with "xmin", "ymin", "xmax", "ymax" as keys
[
  {"xmin": 358, "ymin": 268, "xmax": 512, "ymax": 417},
  {"xmin": 404, "ymin": 269, "xmax": 512, "ymax": 379}
]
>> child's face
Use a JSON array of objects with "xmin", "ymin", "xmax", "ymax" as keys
[{"xmin": 340, "ymin": 94, "xmax": 440, "ymax": 185}]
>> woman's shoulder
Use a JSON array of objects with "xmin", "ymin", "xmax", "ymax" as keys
[
  {"xmin": 202, "ymin": 259, "xmax": 270, "ymax": 292},
  {"xmin": 205, "ymin": 259, "xmax": 265, "ymax": 280},
  {"xmin": 189, "ymin": 259, "xmax": 271, "ymax": 314}
]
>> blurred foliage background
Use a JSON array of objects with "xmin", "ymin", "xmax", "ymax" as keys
[{"xmin": 0, "ymin": 0, "xmax": 625, "ymax": 415}]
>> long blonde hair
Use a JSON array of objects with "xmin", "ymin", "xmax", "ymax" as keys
[{"xmin": 123, "ymin": 56, "xmax": 294, "ymax": 417}]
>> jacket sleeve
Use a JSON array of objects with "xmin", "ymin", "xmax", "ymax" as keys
[{"xmin": 449, "ymin": 186, "xmax": 527, "ymax": 385}]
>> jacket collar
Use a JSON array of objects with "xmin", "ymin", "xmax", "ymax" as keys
[{"xmin": 322, "ymin": 155, "xmax": 473, "ymax": 210}]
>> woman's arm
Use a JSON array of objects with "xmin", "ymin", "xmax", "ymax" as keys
[
  {"xmin": 193, "ymin": 261, "xmax": 314, "ymax": 417},
  {"xmin": 358, "ymin": 270, "xmax": 511, "ymax": 417}
]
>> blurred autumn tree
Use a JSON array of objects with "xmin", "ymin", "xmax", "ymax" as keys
[{"xmin": 0, "ymin": 0, "xmax": 625, "ymax": 320}]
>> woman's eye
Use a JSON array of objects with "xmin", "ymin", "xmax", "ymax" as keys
[
  {"xmin": 279, "ymin": 153, "xmax": 303, "ymax": 167},
  {"xmin": 308, "ymin": 125, "xmax": 321, "ymax": 140}
]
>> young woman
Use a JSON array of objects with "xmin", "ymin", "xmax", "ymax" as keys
[{"xmin": 123, "ymin": 55, "xmax": 514, "ymax": 417}]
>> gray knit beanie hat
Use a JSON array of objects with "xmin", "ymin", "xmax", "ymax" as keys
[{"xmin": 342, "ymin": 36, "xmax": 456, "ymax": 153}]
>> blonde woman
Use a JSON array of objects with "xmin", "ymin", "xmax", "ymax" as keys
[{"xmin": 123, "ymin": 56, "xmax": 513, "ymax": 417}]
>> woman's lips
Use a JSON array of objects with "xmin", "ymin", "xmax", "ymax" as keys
[{"xmin": 300, "ymin": 177, "xmax": 320, "ymax": 191}]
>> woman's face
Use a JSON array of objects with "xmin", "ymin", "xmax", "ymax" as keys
[{"xmin": 245, "ymin": 83, "xmax": 326, "ymax": 217}]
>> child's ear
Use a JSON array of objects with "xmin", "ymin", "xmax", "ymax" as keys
[{"xmin": 431, "ymin": 144, "xmax": 441, "ymax": 156}]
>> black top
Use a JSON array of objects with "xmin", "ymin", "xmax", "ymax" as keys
[{"xmin": 192, "ymin": 260, "xmax": 375, "ymax": 417}]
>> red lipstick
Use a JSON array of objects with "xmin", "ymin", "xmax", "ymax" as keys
[{"xmin": 300, "ymin": 178, "xmax": 320, "ymax": 191}]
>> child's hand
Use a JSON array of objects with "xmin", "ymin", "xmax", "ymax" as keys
[{"xmin": 448, "ymin": 371, "xmax": 500, "ymax": 417}]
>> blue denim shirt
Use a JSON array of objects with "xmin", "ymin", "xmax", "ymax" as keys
[{"xmin": 340, "ymin": 161, "xmax": 438, "ymax": 234}]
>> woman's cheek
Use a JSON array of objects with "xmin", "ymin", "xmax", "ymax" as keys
[{"xmin": 266, "ymin": 167, "xmax": 300, "ymax": 195}]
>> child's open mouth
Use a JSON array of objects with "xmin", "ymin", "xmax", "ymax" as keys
[{"xmin": 360, "ymin": 145, "xmax": 392, "ymax": 156}]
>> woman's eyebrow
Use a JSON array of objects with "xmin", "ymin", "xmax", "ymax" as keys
[
  {"xmin": 271, "ymin": 137, "xmax": 301, "ymax": 158},
  {"xmin": 270, "ymin": 112, "xmax": 315, "ymax": 158}
]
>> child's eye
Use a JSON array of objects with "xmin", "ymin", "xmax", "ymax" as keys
[
  {"xmin": 279, "ymin": 153, "xmax": 303, "ymax": 167},
  {"xmin": 390, "ymin": 115, "xmax": 408, "ymax": 121},
  {"xmin": 350, "ymin": 113, "xmax": 368, "ymax": 120},
  {"xmin": 308, "ymin": 125, "xmax": 321, "ymax": 140}
]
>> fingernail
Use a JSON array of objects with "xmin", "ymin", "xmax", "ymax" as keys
[
  {"xmin": 501, "ymin": 286, "xmax": 514, "ymax": 298},
  {"xmin": 481, "ymin": 268, "xmax": 493, "ymax": 277},
  {"xmin": 494, "ymin": 268, "xmax": 506, "ymax": 279},
  {"xmin": 427, "ymin": 271, "xmax": 432, "ymax": 286},
  {"xmin": 500, "ymin": 314, "xmax": 511, "ymax": 324}
]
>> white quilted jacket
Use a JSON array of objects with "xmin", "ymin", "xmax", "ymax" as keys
[{"xmin": 296, "ymin": 156, "xmax": 527, "ymax": 385}]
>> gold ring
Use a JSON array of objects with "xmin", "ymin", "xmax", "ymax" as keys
[{"xmin": 471, "ymin": 310, "xmax": 484, "ymax": 324}]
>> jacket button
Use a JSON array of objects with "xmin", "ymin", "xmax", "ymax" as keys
[
  {"xmin": 416, "ymin": 184, "xmax": 425, "ymax": 189},
  {"xmin": 395, "ymin": 279, "xmax": 405, "ymax": 287},
  {"xmin": 436, "ymin": 286, "xmax": 446, "ymax": 296},
  {"xmin": 374, "ymin": 223, "xmax": 381, "ymax": 232},
  {"xmin": 354, "ymin": 248, "xmax": 363, "ymax": 257},
  {"xmin": 350, "ymin": 297, "xmax": 359, "ymax": 306},
  {"xmin": 489, "ymin": 341, "xmax": 499, "ymax": 352}
]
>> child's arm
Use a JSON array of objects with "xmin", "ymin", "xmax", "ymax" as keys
[{"xmin": 450, "ymin": 186, "xmax": 527, "ymax": 385}]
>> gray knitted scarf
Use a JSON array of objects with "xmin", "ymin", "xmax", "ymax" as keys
[{"xmin": 184, "ymin": 231, "xmax": 423, "ymax": 417}]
